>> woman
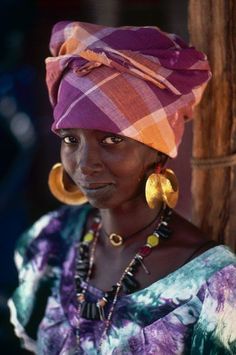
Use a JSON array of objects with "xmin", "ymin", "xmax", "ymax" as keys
[{"xmin": 9, "ymin": 21, "xmax": 236, "ymax": 354}]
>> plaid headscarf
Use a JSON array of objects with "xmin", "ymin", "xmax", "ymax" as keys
[{"xmin": 45, "ymin": 21, "xmax": 211, "ymax": 157}]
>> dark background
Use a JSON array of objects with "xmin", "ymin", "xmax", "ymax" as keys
[{"xmin": 0, "ymin": 0, "xmax": 190, "ymax": 353}]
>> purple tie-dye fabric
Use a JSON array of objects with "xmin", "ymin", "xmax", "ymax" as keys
[{"xmin": 8, "ymin": 205, "xmax": 236, "ymax": 354}]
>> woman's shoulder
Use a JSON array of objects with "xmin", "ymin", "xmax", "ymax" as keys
[
  {"xmin": 194, "ymin": 244, "xmax": 236, "ymax": 297},
  {"xmin": 145, "ymin": 245, "xmax": 236, "ymax": 294},
  {"xmin": 15, "ymin": 203, "xmax": 92, "ymax": 271},
  {"xmin": 169, "ymin": 212, "xmax": 219, "ymax": 263},
  {"xmin": 171, "ymin": 213, "xmax": 236, "ymax": 279}
]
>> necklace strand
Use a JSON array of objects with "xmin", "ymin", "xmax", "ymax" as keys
[
  {"xmin": 102, "ymin": 207, "xmax": 162, "ymax": 247},
  {"xmin": 75, "ymin": 204, "xmax": 172, "ymax": 353}
]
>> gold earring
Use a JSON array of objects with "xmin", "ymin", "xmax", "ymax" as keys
[
  {"xmin": 145, "ymin": 167, "xmax": 179, "ymax": 209},
  {"xmin": 48, "ymin": 163, "xmax": 87, "ymax": 205}
]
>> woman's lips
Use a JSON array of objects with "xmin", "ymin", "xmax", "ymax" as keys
[
  {"xmin": 80, "ymin": 182, "xmax": 113, "ymax": 190},
  {"xmin": 80, "ymin": 182, "xmax": 114, "ymax": 197}
]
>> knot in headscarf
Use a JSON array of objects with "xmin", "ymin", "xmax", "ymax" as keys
[{"xmin": 45, "ymin": 21, "xmax": 211, "ymax": 157}]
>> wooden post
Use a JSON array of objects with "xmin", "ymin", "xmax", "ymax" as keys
[{"xmin": 188, "ymin": 0, "xmax": 236, "ymax": 250}]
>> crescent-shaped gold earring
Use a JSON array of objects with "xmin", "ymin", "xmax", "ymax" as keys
[
  {"xmin": 48, "ymin": 163, "xmax": 87, "ymax": 205},
  {"xmin": 145, "ymin": 167, "xmax": 179, "ymax": 209}
]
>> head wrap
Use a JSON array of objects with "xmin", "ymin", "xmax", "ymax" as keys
[{"xmin": 45, "ymin": 21, "xmax": 211, "ymax": 157}]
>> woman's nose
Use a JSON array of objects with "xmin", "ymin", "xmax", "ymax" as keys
[{"xmin": 77, "ymin": 144, "xmax": 103, "ymax": 176}]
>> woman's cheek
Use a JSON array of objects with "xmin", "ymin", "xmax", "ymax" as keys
[{"xmin": 61, "ymin": 147, "xmax": 77, "ymax": 177}]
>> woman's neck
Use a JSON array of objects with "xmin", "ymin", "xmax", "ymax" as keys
[{"xmin": 99, "ymin": 200, "xmax": 163, "ymax": 243}]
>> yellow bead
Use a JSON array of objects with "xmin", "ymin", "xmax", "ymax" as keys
[
  {"xmin": 84, "ymin": 232, "xmax": 94, "ymax": 243},
  {"xmin": 147, "ymin": 234, "xmax": 159, "ymax": 247}
]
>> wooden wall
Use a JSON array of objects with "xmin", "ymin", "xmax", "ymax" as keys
[{"xmin": 189, "ymin": 0, "xmax": 236, "ymax": 250}]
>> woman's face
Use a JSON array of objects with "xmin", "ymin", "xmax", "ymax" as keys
[{"xmin": 59, "ymin": 128, "xmax": 162, "ymax": 210}]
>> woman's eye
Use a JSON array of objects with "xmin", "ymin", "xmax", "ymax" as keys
[
  {"xmin": 102, "ymin": 136, "xmax": 123, "ymax": 145},
  {"xmin": 63, "ymin": 136, "xmax": 78, "ymax": 145}
]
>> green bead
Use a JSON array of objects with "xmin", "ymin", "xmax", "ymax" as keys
[
  {"xmin": 147, "ymin": 234, "xmax": 159, "ymax": 247},
  {"xmin": 84, "ymin": 232, "xmax": 94, "ymax": 243}
]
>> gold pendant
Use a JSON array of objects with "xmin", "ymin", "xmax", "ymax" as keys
[{"xmin": 109, "ymin": 233, "xmax": 123, "ymax": 247}]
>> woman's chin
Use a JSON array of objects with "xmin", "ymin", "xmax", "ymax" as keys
[
  {"xmin": 85, "ymin": 196, "xmax": 118, "ymax": 210},
  {"xmin": 86, "ymin": 194, "xmax": 146, "ymax": 211}
]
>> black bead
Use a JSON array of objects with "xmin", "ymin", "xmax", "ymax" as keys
[
  {"xmin": 79, "ymin": 244, "xmax": 89, "ymax": 258},
  {"xmin": 129, "ymin": 260, "xmax": 139, "ymax": 273},
  {"xmin": 128, "ymin": 274, "xmax": 139, "ymax": 288},
  {"xmin": 79, "ymin": 252, "xmax": 89, "ymax": 260},
  {"xmin": 76, "ymin": 259, "xmax": 84, "ymax": 264},
  {"xmin": 105, "ymin": 285, "xmax": 117, "ymax": 301},
  {"xmin": 75, "ymin": 277, "xmax": 82, "ymax": 289},
  {"xmin": 80, "ymin": 302, "xmax": 87, "ymax": 318},
  {"xmin": 79, "ymin": 243, "xmax": 89, "ymax": 251},
  {"xmin": 76, "ymin": 263, "xmax": 89, "ymax": 272},
  {"xmin": 163, "ymin": 208, "xmax": 172, "ymax": 220},
  {"xmin": 81, "ymin": 301, "xmax": 94, "ymax": 320},
  {"xmin": 86, "ymin": 302, "xmax": 92, "ymax": 319},
  {"xmin": 159, "ymin": 225, "xmax": 171, "ymax": 235},
  {"xmin": 77, "ymin": 270, "xmax": 88, "ymax": 279},
  {"xmin": 129, "ymin": 265, "xmax": 139, "ymax": 273},
  {"xmin": 122, "ymin": 283, "xmax": 130, "ymax": 294},
  {"xmin": 156, "ymin": 229, "xmax": 170, "ymax": 239},
  {"xmin": 91, "ymin": 303, "xmax": 100, "ymax": 320},
  {"xmin": 91, "ymin": 303, "xmax": 97, "ymax": 319},
  {"xmin": 122, "ymin": 274, "xmax": 139, "ymax": 294}
]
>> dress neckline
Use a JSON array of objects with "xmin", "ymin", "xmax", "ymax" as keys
[
  {"xmin": 75, "ymin": 206, "xmax": 235, "ymax": 298},
  {"xmin": 81, "ymin": 245, "xmax": 233, "ymax": 299}
]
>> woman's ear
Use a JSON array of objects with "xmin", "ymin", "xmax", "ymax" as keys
[
  {"xmin": 145, "ymin": 151, "xmax": 168, "ymax": 177},
  {"xmin": 157, "ymin": 152, "xmax": 168, "ymax": 167}
]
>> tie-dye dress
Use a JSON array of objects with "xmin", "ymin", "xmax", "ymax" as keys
[{"xmin": 8, "ymin": 204, "xmax": 236, "ymax": 354}]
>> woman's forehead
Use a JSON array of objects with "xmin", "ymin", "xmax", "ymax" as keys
[{"xmin": 58, "ymin": 128, "xmax": 122, "ymax": 136}]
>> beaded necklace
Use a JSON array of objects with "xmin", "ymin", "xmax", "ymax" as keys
[{"xmin": 75, "ymin": 204, "xmax": 172, "ymax": 351}]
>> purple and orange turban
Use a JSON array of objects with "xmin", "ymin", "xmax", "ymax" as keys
[{"xmin": 45, "ymin": 21, "xmax": 211, "ymax": 158}]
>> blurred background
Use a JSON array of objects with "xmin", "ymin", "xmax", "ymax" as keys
[{"xmin": 0, "ymin": 0, "xmax": 190, "ymax": 353}]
